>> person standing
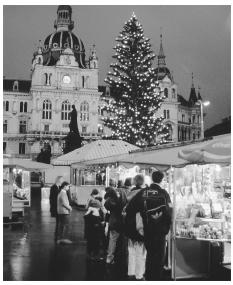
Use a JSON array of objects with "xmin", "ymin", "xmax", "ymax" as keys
[
  {"xmin": 104, "ymin": 186, "xmax": 127, "ymax": 266},
  {"xmin": 125, "ymin": 174, "xmax": 147, "ymax": 280},
  {"xmin": 49, "ymin": 176, "xmax": 63, "ymax": 240},
  {"xmin": 142, "ymin": 171, "xmax": 172, "ymax": 280},
  {"xmin": 57, "ymin": 182, "xmax": 73, "ymax": 244}
]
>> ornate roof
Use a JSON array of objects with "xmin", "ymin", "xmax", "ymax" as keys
[{"xmin": 32, "ymin": 5, "xmax": 86, "ymax": 68}]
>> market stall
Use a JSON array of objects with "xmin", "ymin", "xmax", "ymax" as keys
[
  {"xmin": 67, "ymin": 140, "xmax": 138, "ymax": 205},
  {"xmin": 79, "ymin": 134, "xmax": 231, "ymax": 279},
  {"xmin": 3, "ymin": 158, "xmax": 53, "ymax": 220},
  {"xmin": 172, "ymin": 134, "xmax": 231, "ymax": 279}
]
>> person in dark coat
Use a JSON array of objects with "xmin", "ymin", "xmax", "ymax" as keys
[
  {"xmin": 128, "ymin": 171, "xmax": 172, "ymax": 280},
  {"xmin": 84, "ymin": 198, "xmax": 105, "ymax": 259},
  {"xmin": 49, "ymin": 176, "xmax": 64, "ymax": 240},
  {"xmin": 104, "ymin": 186, "xmax": 127, "ymax": 265}
]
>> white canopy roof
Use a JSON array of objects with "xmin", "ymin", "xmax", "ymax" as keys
[
  {"xmin": 3, "ymin": 158, "xmax": 53, "ymax": 171},
  {"xmin": 52, "ymin": 140, "xmax": 139, "ymax": 166},
  {"xmin": 80, "ymin": 135, "xmax": 231, "ymax": 170}
]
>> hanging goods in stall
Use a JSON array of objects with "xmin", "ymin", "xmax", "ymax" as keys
[
  {"xmin": 79, "ymin": 134, "xmax": 230, "ymax": 280},
  {"xmin": 3, "ymin": 158, "xmax": 53, "ymax": 221}
]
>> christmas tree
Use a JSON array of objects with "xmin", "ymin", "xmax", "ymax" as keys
[{"xmin": 102, "ymin": 13, "xmax": 169, "ymax": 146}]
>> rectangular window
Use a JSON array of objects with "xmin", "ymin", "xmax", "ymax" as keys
[
  {"xmin": 182, "ymin": 114, "xmax": 185, "ymax": 122},
  {"xmin": 192, "ymin": 115, "xmax": 195, "ymax": 123},
  {"xmin": 82, "ymin": 126, "xmax": 87, "ymax": 133},
  {"xmin": 44, "ymin": 124, "xmax": 49, "ymax": 132},
  {"xmin": 3, "ymin": 120, "xmax": 7, "ymax": 133},
  {"xmin": 167, "ymin": 110, "xmax": 170, "ymax": 119},
  {"xmin": 3, "ymin": 142, "xmax": 6, "ymax": 154},
  {"xmin": 19, "ymin": 121, "xmax": 27, "ymax": 134},
  {"xmin": 19, "ymin": 143, "xmax": 25, "ymax": 154},
  {"xmin": 163, "ymin": 110, "xmax": 166, "ymax": 119}
]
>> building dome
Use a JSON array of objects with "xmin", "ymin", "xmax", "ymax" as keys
[
  {"xmin": 42, "ymin": 31, "xmax": 85, "ymax": 67},
  {"xmin": 32, "ymin": 5, "xmax": 86, "ymax": 68}
]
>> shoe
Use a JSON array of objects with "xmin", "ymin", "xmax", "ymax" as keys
[
  {"xmin": 127, "ymin": 275, "xmax": 136, "ymax": 280},
  {"xmin": 61, "ymin": 239, "xmax": 73, "ymax": 244},
  {"xmin": 56, "ymin": 239, "xmax": 62, "ymax": 244},
  {"xmin": 136, "ymin": 277, "xmax": 145, "ymax": 281}
]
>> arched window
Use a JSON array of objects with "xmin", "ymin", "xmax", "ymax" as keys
[
  {"xmin": 61, "ymin": 100, "xmax": 71, "ymax": 120},
  {"xmin": 20, "ymin": 102, "xmax": 24, "ymax": 112},
  {"xmin": 166, "ymin": 124, "xmax": 173, "ymax": 141},
  {"xmin": 4, "ymin": 101, "xmax": 9, "ymax": 112},
  {"xmin": 24, "ymin": 102, "xmax": 27, "ymax": 113},
  {"xmin": 80, "ymin": 101, "xmax": 89, "ymax": 121},
  {"xmin": 42, "ymin": 99, "xmax": 52, "ymax": 120},
  {"xmin": 172, "ymin": 88, "xmax": 176, "ymax": 98},
  {"xmin": 164, "ymin": 88, "xmax": 168, "ymax": 98}
]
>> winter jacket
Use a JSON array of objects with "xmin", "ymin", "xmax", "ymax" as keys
[
  {"xmin": 104, "ymin": 187, "xmax": 127, "ymax": 231},
  {"xmin": 57, "ymin": 190, "xmax": 72, "ymax": 215},
  {"xmin": 49, "ymin": 184, "xmax": 60, "ymax": 217}
]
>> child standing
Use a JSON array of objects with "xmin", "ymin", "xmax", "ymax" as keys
[{"xmin": 84, "ymin": 198, "xmax": 105, "ymax": 259}]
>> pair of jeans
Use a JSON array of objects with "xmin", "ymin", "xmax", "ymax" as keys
[
  {"xmin": 106, "ymin": 230, "xmax": 120, "ymax": 264},
  {"xmin": 144, "ymin": 234, "xmax": 166, "ymax": 280},
  {"xmin": 57, "ymin": 214, "xmax": 70, "ymax": 240}
]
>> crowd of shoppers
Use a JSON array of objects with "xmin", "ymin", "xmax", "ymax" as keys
[{"xmin": 49, "ymin": 170, "xmax": 172, "ymax": 280}]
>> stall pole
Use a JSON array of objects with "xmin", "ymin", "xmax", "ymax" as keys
[
  {"xmin": 171, "ymin": 167, "xmax": 177, "ymax": 280},
  {"xmin": 167, "ymin": 166, "xmax": 173, "ymax": 270},
  {"xmin": 106, "ymin": 166, "xmax": 110, "ymax": 187}
]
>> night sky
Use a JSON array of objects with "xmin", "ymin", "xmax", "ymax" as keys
[{"xmin": 3, "ymin": 5, "xmax": 231, "ymax": 129}]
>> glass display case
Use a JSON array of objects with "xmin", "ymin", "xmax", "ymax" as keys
[
  {"xmin": 12, "ymin": 168, "xmax": 30, "ymax": 207},
  {"xmin": 174, "ymin": 164, "xmax": 231, "ymax": 242},
  {"xmin": 172, "ymin": 164, "xmax": 231, "ymax": 279}
]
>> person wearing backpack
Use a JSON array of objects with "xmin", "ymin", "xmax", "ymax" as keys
[{"xmin": 142, "ymin": 171, "xmax": 172, "ymax": 280}]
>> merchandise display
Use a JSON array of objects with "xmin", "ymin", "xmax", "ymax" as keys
[
  {"xmin": 12, "ymin": 168, "xmax": 30, "ymax": 202},
  {"xmin": 174, "ymin": 164, "xmax": 231, "ymax": 241}
]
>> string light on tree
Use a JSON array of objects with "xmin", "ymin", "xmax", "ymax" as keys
[{"xmin": 102, "ymin": 13, "xmax": 169, "ymax": 146}]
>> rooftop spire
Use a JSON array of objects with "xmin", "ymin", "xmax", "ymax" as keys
[
  {"xmin": 191, "ymin": 72, "xmax": 194, "ymax": 88},
  {"xmin": 158, "ymin": 31, "xmax": 166, "ymax": 67},
  {"xmin": 198, "ymin": 86, "xmax": 202, "ymax": 100},
  {"xmin": 189, "ymin": 73, "xmax": 198, "ymax": 105}
]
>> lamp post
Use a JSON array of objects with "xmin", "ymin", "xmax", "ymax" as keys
[{"xmin": 197, "ymin": 100, "xmax": 210, "ymax": 140}]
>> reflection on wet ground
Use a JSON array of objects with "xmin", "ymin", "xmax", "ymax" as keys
[
  {"xmin": 3, "ymin": 190, "xmax": 231, "ymax": 281},
  {"xmin": 3, "ymin": 193, "xmax": 103, "ymax": 281}
]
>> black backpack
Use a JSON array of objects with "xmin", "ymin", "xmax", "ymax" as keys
[{"xmin": 141, "ymin": 187, "xmax": 172, "ymax": 235}]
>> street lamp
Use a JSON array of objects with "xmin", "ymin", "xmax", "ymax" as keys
[{"xmin": 196, "ymin": 100, "xmax": 210, "ymax": 140}]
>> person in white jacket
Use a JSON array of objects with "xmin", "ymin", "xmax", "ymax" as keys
[{"xmin": 57, "ymin": 181, "xmax": 72, "ymax": 244}]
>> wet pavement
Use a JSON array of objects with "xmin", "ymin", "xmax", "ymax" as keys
[
  {"xmin": 3, "ymin": 191, "xmax": 108, "ymax": 281},
  {"xmin": 3, "ymin": 189, "xmax": 230, "ymax": 281}
]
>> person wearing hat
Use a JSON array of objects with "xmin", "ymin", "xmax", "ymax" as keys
[
  {"xmin": 57, "ymin": 181, "xmax": 73, "ymax": 244},
  {"xmin": 84, "ymin": 197, "xmax": 105, "ymax": 259}
]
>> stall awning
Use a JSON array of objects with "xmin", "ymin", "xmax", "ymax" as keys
[
  {"xmin": 3, "ymin": 158, "xmax": 53, "ymax": 171},
  {"xmin": 178, "ymin": 134, "xmax": 231, "ymax": 164},
  {"xmin": 52, "ymin": 140, "xmax": 139, "ymax": 166},
  {"xmin": 76, "ymin": 135, "xmax": 231, "ymax": 170}
]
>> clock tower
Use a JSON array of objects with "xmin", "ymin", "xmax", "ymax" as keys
[{"xmin": 29, "ymin": 5, "xmax": 101, "ymax": 158}]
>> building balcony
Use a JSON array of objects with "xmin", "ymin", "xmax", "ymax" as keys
[{"xmin": 4, "ymin": 131, "xmax": 102, "ymax": 141}]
